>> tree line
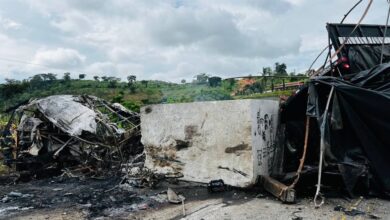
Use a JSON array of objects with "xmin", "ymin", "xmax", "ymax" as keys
[{"xmin": 1, "ymin": 62, "xmax": 304, "ymax": 101}]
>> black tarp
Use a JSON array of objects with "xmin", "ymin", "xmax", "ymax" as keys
[
  {"xmin": 348, "ymin": 45, "xmax": 390, "ymax": 73},
  {"xmin": 327, "ymin": 23, "xmax": 390, "ymax": 74},
  {"xmin": 282, "ymin": 62, "xmax": 390, "ymax": 196},
  {"xmin": 310, "ymin": 63, "xmax": 390, "ymax": 194}
]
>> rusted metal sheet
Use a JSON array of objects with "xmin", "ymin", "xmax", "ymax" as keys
[{"xmin": 260, "ymin": 175, "xmax": 296, "ymax": 203}]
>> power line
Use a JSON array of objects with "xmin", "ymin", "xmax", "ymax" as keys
[
  {"xmin": 0, "ymin": 57, "xmax": 54, "ymax": 69},
  {"xmin": 0, "ymin": 56, "xmax": 85, "ymax": 74}
]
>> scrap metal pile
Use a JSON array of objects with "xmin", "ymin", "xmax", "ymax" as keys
[{"xmin": 2, "ymin": 95, "xmax": 142, "ymax": 179}]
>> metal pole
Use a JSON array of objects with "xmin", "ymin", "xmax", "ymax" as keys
[
  {"xmin": 380, "ymin": 2, "xmax": 390, "ymax": 64},
  {"xmin": 314, "ymin": 86, "xmax": 335, "ymax": 208}
]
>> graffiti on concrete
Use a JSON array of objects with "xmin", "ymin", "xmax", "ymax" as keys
[{"xmin": 256, "ymin": 110, "xmax": 276, "ymax": 174}]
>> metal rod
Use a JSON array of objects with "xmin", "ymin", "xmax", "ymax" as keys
[
  {"xmin": 312, "ymin": 0, "xmax": 373, "ymax": 77},
  {"xmin": 380, "ymin": 2, "xmax": 390, "ymax": 64},
  {"xmin": 330, "ymin": 0, "xmax": 372, "ymax": 61},
  {"xmin": 314, "ymin": 86, "xmax": 335, "ymax": 208},
  {"xmin": 288, "ymin": 116, "xmax": 310, "ymax": 189},
  {"xmin": 306, "ymin": 45, "xmax": 331, "ymax": 75},
  {"xmin": 340, "ymin": 0, "xmax": 363, "ymax": 24}
]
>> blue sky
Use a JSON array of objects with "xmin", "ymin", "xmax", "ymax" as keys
[{"xmin": 0, "ymin": 0, "xmax": 387, "ymax": 82}]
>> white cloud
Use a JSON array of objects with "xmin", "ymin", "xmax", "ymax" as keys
[
  {"xmin": 299, "ymin": 33, "xmax": 327, "ymax": 53},
  {"xmin": 0, "ymin": 17, "xmax": 21, "ymax": 30},
  {"xmin": 0, "ymin": 33, "xmax": 37, "ymax": 81},
  {"xmin": 284, "ymin": 0, "xmax": 305, "ymax": 6},
  {"xmin": 32, "ymin": 48, "xmax": 86, "ymax": 69},
  {"xmin": 0, "ymin": 0, "xmax": 388, "ymax": 82},
  {"xmin": 50, "ymin": 11, "xmax": 92, "ymax": 34}
]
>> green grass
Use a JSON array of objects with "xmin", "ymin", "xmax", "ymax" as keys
[
  {"xmin": 0, "ymin": 78, "xmax": 302, "ymax": 114},
  {"xmin": 234, "ymin": 90, "xmax": 294, "ymax": 99},
  {"xmin": 0, "ymin": 80, "xmax": 235, "ymax": 111}
]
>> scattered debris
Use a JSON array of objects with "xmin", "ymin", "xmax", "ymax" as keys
[
  {"xmin": 255, "ymin": 193, "xmax": 266, "ymax": 199},
  {"xmin": 333, "ymin": 204, "xmax": 381, "ymax": 219},
  {"xmin": 167, "ymin": 188, "xmax": 185, "ymax": 204},
  {"xmin": 166, "ymin": 188, "xmax": 186, "ymax": 216},
  {"xmin": 1, "ymin": 196, "xmax": 9, "ymax": 203},
  {"xmin": 120, "ymin": 167, "xmax": 163, "ymax": 189},
  {"xmin": 334, "ymin": 205, "xmax": 365, "ymax": 216},
  {"xmin": 0, "ymin": 206, "xmax": 21, "ymax": 215},
  {"xmin": 8, "ymin": 192, "xmax": 22, "ymax": 197},
  {"xmin": 208, "ymin": 179, "xmax": 229, "ymax": 193}
]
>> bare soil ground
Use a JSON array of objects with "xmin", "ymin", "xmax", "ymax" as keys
[{"xmin": 0, "ymin": 175, "xmax": 389, "ymax": 220}]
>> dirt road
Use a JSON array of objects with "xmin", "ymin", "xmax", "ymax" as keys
[{"xmin": 0, "ymin": 176, "xmax": 388, "ymax": 220}]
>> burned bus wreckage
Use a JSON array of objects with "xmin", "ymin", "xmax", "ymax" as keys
[
  {"xmin": 0, "ymin": 12, "xmax": 390, "ymax": 211},
  {"xmin": 1, "ymin": 95, "xmax": 142, "ymax": 179}
]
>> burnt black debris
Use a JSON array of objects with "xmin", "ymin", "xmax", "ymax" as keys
[
  {"xmin": 1, "ymin": 95, "xmax": 143, "ymax": 180},
  {"xmin": 281, "ymin": 22, "xmax": 390, "ymax": 199}
]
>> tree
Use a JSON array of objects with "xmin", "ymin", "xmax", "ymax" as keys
[
  {"xmin": 101, "ymin": 76, "xmax": 108, "ymax": 81},
  {"xmin": 63, "ymin": 72, "xmax": 71, "ymax": 81},
  {"xmin": 127, "ymin": 75, "xmax": 136, "ymax": 84},
  {"xmin": 274, "ymin": 62, "xmax": 287, "ymax": 76},
  {"xmin": 1, "ymin": 78, "xmax": 26, "ymax": 98},
  {"xmin": 241, "ymin": 81, "xmax": 263, "ymax": 95},
  {"xmin": 108, "ymin": 80, "xmax": 117, "ymax": 88},
  {"xmin": 223, "ymin": 78, "xmax": 236, "ymax": 91},
  {"xmin": 140, "ymin": 80, "xmax": 148, "ymax": 87},
  {"xmin": 262, "ymin": 67, "xmax": 272, "ymax": 76},
  {"xmin": 30, "ymin": 74, "xmax": 44, "ymax": 88},
  {"xmin": 5, "ymin": 78, "xmax": 20, "ymax": 84},
  {"xmin": 39, "ymin": 73, "xmax": 49, "ymax": 81},
  {"xmin": 127, "ymin": 75, "xmax": 137, "ymax": 92},
  {"xmin": 46, "ymin": 73, "xmax": 57, "ymax": 81},
  {"xmin": 181, "ymin": 79, "xmax": 186, "ymax": 84},
  {"xmin": 108, "ymin": 77, "xmax": 120, "ymax": 88},
  {"xmin": 79, "ymin": 74, "xmax": 86, "ymax": 80},
  {"xmin": 93, "ymin": 76, "xmax": 100, "ymax": 81},
  {"xmin": 208, "ymin": 76, "xmax": 222, "ymax": 87},
  {"xmin": 194, "ymin": 73, "xmax": 209, "ymax": 84}
]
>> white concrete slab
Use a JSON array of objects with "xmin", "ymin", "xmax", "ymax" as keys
[{"xmin": 141, "ymin": 99, "xmax": 280, "ymax": 188}]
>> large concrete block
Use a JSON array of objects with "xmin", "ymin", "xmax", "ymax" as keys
[{"xmin": 140, "ymin": 99, "xmax": 280, "ymax": 188}]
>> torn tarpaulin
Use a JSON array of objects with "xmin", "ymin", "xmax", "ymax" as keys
[
  {"xmin": 282, "ymin": 62, "xmax": 390, "ymax": 197},
  {"xmin": 6, "ymin": 95, "xmax": 142, "ymax": 179}
]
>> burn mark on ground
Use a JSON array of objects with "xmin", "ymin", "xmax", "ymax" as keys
[
  {"xmin": 225, "ymin": 144, "xmax": 249, "ymax": 153},
  {"xmin": 144, "ymin": 107, "xmax": 152, "ymax": 114},
  {"xmin": 184, "ymin": 125, "xmax": 200, "ymax": 140},
  {"xmin": 200, "ymin": 113, "xmax": 208, "ymax": 129},
  {"xmin": 218, "ymin": 166, "xmax": 249, "ymax": 177},
  {"xmin": 144, "ymin": 145, "xmax": 183, "ymax": 172},
  {"xmin": 175, "ymin": 140, "xmax": 190, "ymax": 150}
]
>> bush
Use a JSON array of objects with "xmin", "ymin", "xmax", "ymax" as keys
[
  {"xmin": 194, "ymin": 89, "xmax": 232, "ymax": 101},
  {"xmin": 122, "ymin": 101, "xmax": 141, "ymax": 112}
]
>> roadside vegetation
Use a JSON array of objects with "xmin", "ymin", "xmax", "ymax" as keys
[
  {"xmin": 0, "ymin": 62, "xmax": 307, "ymax": 119},
  {"xmin": 0, "ymin": 62, "xmax": 307, "ymax": 167}
]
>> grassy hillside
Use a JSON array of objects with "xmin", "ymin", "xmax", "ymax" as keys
[{"xmin": 0, "ymin": 76, "xmax": 303, "ymax": 124}]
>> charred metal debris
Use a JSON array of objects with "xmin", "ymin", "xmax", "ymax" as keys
[{"xmin": 0, "ymin": 95, "xmax": 143, "ymax": 179}]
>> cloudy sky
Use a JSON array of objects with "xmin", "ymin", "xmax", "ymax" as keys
[{"xmin": 0, "ymin": 0, "xmax": 387, "ymax": 82}]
